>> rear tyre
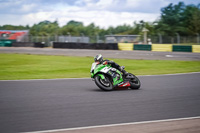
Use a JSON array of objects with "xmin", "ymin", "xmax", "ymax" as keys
[
  {"xmin": 94, "ymin": 75, "xmax": 113, "ymax": 91},
  {"xmin": 129, "ymin": 74, "xmax": 141, "ymax": 89}
]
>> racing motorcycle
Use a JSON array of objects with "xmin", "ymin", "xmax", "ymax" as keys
[{"xmin": 90, "ymin": 62, "xmax": 141, "ymax": 91}]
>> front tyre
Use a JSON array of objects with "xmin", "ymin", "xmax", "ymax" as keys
[
  {"xmin": 94, "ymin": 75, "xmax": 113, "ymax": 91},
  {"xmin": 129, "ymin": 75, "xmax": 141, "ymax": 89}
]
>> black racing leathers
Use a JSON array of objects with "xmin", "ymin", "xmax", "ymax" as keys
[
  {"xmin": 103, "ymin": 59, "xmax": 121, "ymax": 70},
  {"xmin": 102, "ymin": 59, "xmax": 128, "ymax": 76}
]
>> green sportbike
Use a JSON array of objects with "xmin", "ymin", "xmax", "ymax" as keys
[{"xmin": 90, "ymin": 62, "xmax": 141, "ymax": 91}]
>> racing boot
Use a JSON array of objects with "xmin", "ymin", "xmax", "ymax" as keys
[{"xmin": 119, "ymin": 66, "xmax": 128, "ymax": 76}]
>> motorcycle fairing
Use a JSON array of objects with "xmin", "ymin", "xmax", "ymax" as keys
[
  {"xmin": 106, "ymin": 68, "xmax": 123, "ymax": 86},
  {"xmin": 118, "ymin": 81, "xmax": 131, "ymax": 87},
  {"xmin": 91, "ymin": 63, "xmax": 124, "ymax": 86}
]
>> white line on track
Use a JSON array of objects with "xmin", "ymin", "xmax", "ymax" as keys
[
  {"xmin": 24, "ymin": 116, "xmax": 200, "ymax": 133},
  {"xmin": 0, "ymin": 72, "xmax": 200, "ymax": 82}
]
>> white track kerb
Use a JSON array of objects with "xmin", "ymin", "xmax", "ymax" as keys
[
  {"xmin": 24, "ymin": 116, "xmax": 200, "ymax": 133},
  {"xmin": 1, "ymin": 72, "xmax": 200, "ymax": 82}
]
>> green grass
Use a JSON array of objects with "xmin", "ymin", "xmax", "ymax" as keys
[{"xmin": 0, "ymin": 53, "xmax": 200, "ymax": 80}]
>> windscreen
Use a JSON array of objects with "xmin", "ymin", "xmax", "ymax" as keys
[{"xmin": 90, "ymin": 62, "xmax": 98, "ymax": 72}]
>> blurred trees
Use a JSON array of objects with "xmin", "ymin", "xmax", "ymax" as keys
[
  {"xmin": 0, "ymin": 25, "xmax": 29, "ymax": 30},
  {"xmin": 30, "ymin": 20, "xmax": 59, "ymax": 36},
  {"xmin": 0, "ymin": 2, "xmax": 199, "ymax": 37},
  {"xmin": 155, "ymin": 2, "xmax": 186, "ymax": 36},
  {"xmin": 155, "ymin": 2, "xmax": 200, "ymax": 36},
  {"xmin": 184, "ymin": 4, "xmax": 200, "ymax": 34}
]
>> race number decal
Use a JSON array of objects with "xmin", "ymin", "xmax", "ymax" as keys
[{"xmin": 101, "ymin": 67, "xmax": 111, "ymax": 73}]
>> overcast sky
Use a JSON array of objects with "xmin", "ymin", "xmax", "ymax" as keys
[{"xmin": 0, "ymin": 0, "xmax": 199, "ymax": 28}]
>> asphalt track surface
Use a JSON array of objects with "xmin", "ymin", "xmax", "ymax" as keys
[
  {"xmin": 0, "ymin": 73, "xmax": 200, "ymax": 133},
  {"xmin": 0, "ymin": 47, "xmax": 200, "ymax": 61}
]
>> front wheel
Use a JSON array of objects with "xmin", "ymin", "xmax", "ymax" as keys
[
  {"xmin": 129, "ymin": 75, "xmax": 141, "ymax": 89},
  {"xmin": 94, "ymin": 75, "xmax": 113, "ymax": 91}
]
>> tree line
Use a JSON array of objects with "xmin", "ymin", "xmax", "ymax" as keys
[{"xmin": 0, "ymin": 2, "xmax": 199, "ymax": 37}]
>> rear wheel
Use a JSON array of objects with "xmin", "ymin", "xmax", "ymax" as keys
[
  {"xmin": 129, "ymin": 74, "xmax": 141, "ymax": 89},
  {"xmin": 94, "ymin": 75, "xmax": 113, "ymax": 91}
]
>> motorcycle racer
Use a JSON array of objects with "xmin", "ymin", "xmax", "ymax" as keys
[{"xmin": 94, "ymin": 54, "xmax": 128, "ymax": 76}]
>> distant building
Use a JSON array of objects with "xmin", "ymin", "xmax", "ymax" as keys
[
  {"xmin": 58, "ymin": 36, "xmax": 89, "ymax": 43},
  {"xmin": 105, "ymin": 35, "xmax": 140, "ymax": 43},
  {"xmin": 0, "ymin": 30, "xmax": 29, "ymax": 41}
]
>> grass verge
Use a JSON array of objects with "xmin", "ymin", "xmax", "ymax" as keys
[{"xmin": 0, "ymin": 53, "xmax": 200, "ymax": 80}]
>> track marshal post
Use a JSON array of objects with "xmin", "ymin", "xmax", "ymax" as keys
[{"xmin": 142, "ymin": 28, "xmax": 149, "ymax": 44}]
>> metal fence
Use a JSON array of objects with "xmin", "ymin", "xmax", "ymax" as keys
[
  {"xmin": 18, "ymin": 35, "xmax": 90, "ymax": 47},
  {"xmin": 15, "ymin": 34, "xmax": 200, "ymax": 47},
  {"xmin": 150, "ymin": 35, "xmax": 200, "ymax": 45},
  {"xmin": 105, "ymin": 35, "xmax": 141, "ymax": 43}
]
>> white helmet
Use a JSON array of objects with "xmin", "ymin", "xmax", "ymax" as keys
[{"xmin": 94, "ymin": 54, "xmax": 103, "ymax": 63}]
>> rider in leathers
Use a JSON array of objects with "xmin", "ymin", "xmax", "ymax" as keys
[{"xmin": 94, "ymin": 54, "xmax": 128, "ymax": 76}]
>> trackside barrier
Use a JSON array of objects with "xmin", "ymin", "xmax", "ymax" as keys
[
  {"xmin": 0, "ymin": 40, "xmax": 15, "ymax": 47},
  {"xmin": 172, "ymin": 45, "xmax": 192, "ymax": 52},
  {"xmin": 12, "ymin": 42, "xmax": 34, "ymax": 47},
  {"xmin": 52, "ymin": 42, "xmax": 199, "ymax": 53},
  {"xmin": 133, "ymin": 44, "xmax": 151, "ymax": 51},
  {"xmin": 34, "ymin": 42, "xmax": 45, "ymax": 48},
  {"xmin": 152, "ymin": 44, "xmax": 172, "ymax": 52},
  {"xmin": 192, "ymin": 45, "xmax": 200, "ymax": 53},
  {"xmin": 53, "ymin": 42, "xmax": 118, "ymax": 50},
  {"xmin": 118, "ymin": 43, "xmax": 133, "ymax": 51}
]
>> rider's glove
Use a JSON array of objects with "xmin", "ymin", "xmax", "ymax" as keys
[
  {"xmin": 107, "ymin": 60, "xmax": 114, "ymax": 64},
  {"xmin": 103, "ymin": 61, "xmax": 108, "ymax": 65},
  {"xmin": 119, "ymin": 66, "xmax": 125, "ymax": 71}
]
